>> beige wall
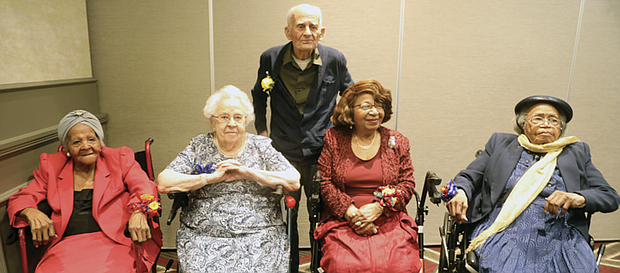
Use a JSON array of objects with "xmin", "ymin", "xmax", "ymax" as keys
[
  {"xmin": 1, "ymin": 1, "xmax": 97, "ymax": 271},
  {"xmin": 0, "ymin": 0, "xmax": 92, "ymax": 84},
  {"xmin": 86, "ymin": 0, "xmax": 620, "ymax": 249}
]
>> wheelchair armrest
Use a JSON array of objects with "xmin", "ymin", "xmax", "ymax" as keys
[
  {"xmin": 424, "ymin": 170, "xmax": 443, "ymax": 205},
  {"xmin": 166, "ymin": 192, "xmax": 189, "ymax": 225}
]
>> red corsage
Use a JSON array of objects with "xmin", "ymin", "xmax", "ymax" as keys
[
  {"xmin": 373, "ymin": 185, "xmax": 403, "ymax": 211},
  {"xmin": 128, "ymin": 194, "xmax": 160, "ymax": 219}
]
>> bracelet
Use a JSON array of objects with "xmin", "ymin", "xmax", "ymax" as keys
[
  {"xmin": 373, "ymin": 185, "xmax": 403, "ymax": 211},
  {"xmin": 440, "ymin": 179, "xmax": 459, "ymax": 202},
  {"xmin": 191, "ymin": 163, "xmax": 215, "ymax": 187},
  {"xmin": 201, "ymin": 174, "xmax": 208, "ymax": 186},
  {"xmin": 127, "ymin": 194, "xmax": 160, "ymax": 219}
]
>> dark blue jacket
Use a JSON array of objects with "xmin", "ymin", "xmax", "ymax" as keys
[
  {"xmin": 252, "ymin": 42, "xmax": 353, "ymax": 164},
  {"xmin": 455, "ymin": 132, "xmax": 620, "ymax": 240}
]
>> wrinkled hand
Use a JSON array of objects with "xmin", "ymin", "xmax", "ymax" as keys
[
  {"xmin": 446, "ymin": 189, "xmax": 469, "ymax": 224},
  {"xmin": 346, "ymin": 204, "xmax": 380, "ymax": 236},
  {"xmin": 544, "ymin": 190, "xmax": 586, "ymax": 217},
  {"xmin": 214, "ymin": 160, "xmax": 249, "ymax": 182},
  {"xmin": 20, "ymin": 207, "xmax": 56, "ymax": 248},
  {"xmin": 358, "ymin": 202, "xmax": 383, "ymax": 224},
  {"xmin": 205, "ymin": 160, "xmax": 238, "ymax": 184},
  {"xmin": 128, "ymin": 211, "xmax": 151, "ymax": 244}
]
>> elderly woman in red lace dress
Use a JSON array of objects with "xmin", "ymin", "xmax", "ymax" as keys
[{"xmin": 314, "ymin": 80, "xmax": 422, "ymax": 273}]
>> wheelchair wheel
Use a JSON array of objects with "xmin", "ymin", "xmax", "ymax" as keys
[{"xmin": 438, "ymin": 212, "xmax": 472, "ymax": 273}]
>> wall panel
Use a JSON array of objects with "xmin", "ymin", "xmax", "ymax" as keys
[
  {"xmin": 86, "ymin": 0, "xmax": 620, "ymax": 250},
  {"xmin": 564, "ymin": 0, "xmax": 620, "ymax": 238},
  {"xmin": 0, "ymin": 0, "xmax": 92, "ymax": 84}
]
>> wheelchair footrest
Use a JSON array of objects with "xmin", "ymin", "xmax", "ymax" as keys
[{"xmin": 464, "ymin": 251, "xmax": 479, "ymax": 273}]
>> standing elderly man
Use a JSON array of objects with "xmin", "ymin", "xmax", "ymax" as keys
[{"xmin": 251, "ymin": 4, "xmax": 354, "ymax": 272}]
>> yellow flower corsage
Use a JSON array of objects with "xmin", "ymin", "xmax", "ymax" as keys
[
  {"xmin": 128, "ymin": 193, "xmax": 161, "ymax": 219},
  {"xmin": 261, "ymin": 71, "xmax": 275, "ymax": 93}
]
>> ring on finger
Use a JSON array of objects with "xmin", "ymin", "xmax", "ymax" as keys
[{"xmin": 356, "ymin": 221, "xmax": 362, "ymax": 226}]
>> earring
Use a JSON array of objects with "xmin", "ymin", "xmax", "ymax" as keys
[
  {"xmin": 66, "ymin": 152, "xmax": 70, "ymax": 157},
  {"xmin": 349, "ymin": 125, "xmax": 353, "ymax": 130}
]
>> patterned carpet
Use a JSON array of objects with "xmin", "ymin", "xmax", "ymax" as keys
[{"xmin": 155, "ymin": 242, "xmax": 620, "ymax": 273}]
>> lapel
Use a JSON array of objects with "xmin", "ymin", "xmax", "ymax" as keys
[
  {"xmin": 272, "ymin": 43, "xmax": 304, "ymax": 113},
  {"xmin": 271, "ymin": 42, "xmax": 290, "ymax": 79},
  {"xmin": 92, "ymin": 154, "xmax": 112, "ymax": 219},
  {"xmin": 377, "ymin": 127, "xmax": 390, "ymax": 186},
  {"xmin": 490, "ymin": 137, "xmax": 523, "ymax": 202},
  {"xmin": 305, "ymin": 44, "xmax": 326, "ymax": 114},
  {"xmin": 57, "ymin": 161, "xmax": 74, "ymax": 237},
  {"xmin": 557, "ymin": 146, "xmax": 580, "ymax": 192}
]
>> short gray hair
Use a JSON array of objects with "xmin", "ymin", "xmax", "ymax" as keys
[
  {"xmin": 514, "ymin": 108, "xmax": 568, "ymax": 137},
  {"xmin": 287, "ymin": 4, "xmax": 323, "ymax": 28},
  {"xmin": 203, "ymin": 85, "xmax": 255, "ymax": 127}
]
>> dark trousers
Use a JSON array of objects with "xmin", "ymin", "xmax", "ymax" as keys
[{"xmin": 288, "ymin": 162, "xmax": 318, "ymax": 273}]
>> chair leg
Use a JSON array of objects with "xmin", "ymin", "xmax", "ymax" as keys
[{"xmin": 18, "ymin": 228, "xmax": 28, "ymax": 273}]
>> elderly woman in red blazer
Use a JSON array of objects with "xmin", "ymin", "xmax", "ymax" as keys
[
  {"xmin": 314, "ymin": 80, "xmax": 421, "ymax": 273},
  {"xmin": 7, "ymin": 110, "xmax": 162, "ymax": 272}
]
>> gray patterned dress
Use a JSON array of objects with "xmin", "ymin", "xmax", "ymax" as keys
[{"xmin": 166, "ymin": 133, "xmax": 291, "ymax": 273}]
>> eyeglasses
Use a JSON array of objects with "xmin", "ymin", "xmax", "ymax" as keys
[
  {"xmin": 528, "ymin": 116, "xmax": 562, "ymax": 127},
  {"xmin": 212, "ymin": 115, "xmax": 245, "ymax": 124},
  {"xmin": 353, "ymin": 103, "xmax": 384, "ymax": 111}
]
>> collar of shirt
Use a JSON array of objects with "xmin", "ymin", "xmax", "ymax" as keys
[{"xmin": 283, "ymin": 44, "xmax": 323, "ymax": 70}]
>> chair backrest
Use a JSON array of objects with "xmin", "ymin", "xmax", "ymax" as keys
[{"xmin": 134, "ymin": 138, "xmax": 155, "ymax": 181}]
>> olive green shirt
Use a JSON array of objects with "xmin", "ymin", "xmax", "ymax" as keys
[{"xmin": 280, "ymin": 45, "xmax": 322, "ymax": 114}]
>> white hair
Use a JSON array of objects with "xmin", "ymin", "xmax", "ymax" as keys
[
  {"xmin": 203, "ymin": 85, "xmax": 255, "ymax": 126},
  {"xmin": 287, "ymin": 4, "xmax": 323, "ymax": 28}
]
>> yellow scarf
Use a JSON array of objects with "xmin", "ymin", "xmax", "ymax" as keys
[{"xmin": 466, "ymin": 134, "xmax": 579, "ymax": 252}]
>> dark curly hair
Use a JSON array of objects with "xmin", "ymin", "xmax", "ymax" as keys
[{"xmin": 331, "ymin": 80, "xmax": 393, "ymax": 128}]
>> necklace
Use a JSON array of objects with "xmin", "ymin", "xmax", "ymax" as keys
[
  {"xmin": 354, "ymin": 131, "xmax": 377, "ymax": 150},
  {"xmin": 214, "ymin": 134, "xmax": 246, "ymax": 157}
]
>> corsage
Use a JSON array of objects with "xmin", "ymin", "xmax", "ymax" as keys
[
  {"xmin": 191, "ymin": 163, "xmax": 216, "ymax": 175},
  {"xmin": 261, "ymin": 71, "xmax": 275, "ymax": 93},
  {"xmin": 128, "ymin": 194, "xmax": 160, "ymax": 219},
  {"xmin": 388, "ymin": 136, "xmax": 396, "ymax": 148},
  {"xmin": 373, "ymin": 185, "xmax": 403, "ymax": 211},
  {"xmin": 191, "ymin": 163, "xmax": 216, "ymax": 186},
  {"xmin": 440, "ymin": 179, "xmax": 459, "ymax": 202}
]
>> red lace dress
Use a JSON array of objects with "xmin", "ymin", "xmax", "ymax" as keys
[{"xmin": 315, "ymin": 150, "xmax": 422, "ymax": 273}]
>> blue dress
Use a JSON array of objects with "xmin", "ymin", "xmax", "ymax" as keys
[
  {"xmin": 470, "ymin": 151, "xmax": 597, "ymax": 273},
  {"xmin": 167, "ymin": 133, "xmax": 292, "ymax": 273}
]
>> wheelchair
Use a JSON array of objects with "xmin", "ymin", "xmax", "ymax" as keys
[
  {"xmin": 437, "ymin": 206, "xmax": 607, "ymax": 272},
  {"xmin": 11, "ymin": 138, "xmax": 159, "ymax": 273},
  {"xmin": 308, "ymin": 170, "xmax": 444, "ymax": 273},
  {"xmin": 165, "ymin": 174, "xmax": 297, "ymax": 272}
]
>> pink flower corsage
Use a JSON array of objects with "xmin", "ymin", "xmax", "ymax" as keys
[
  {"xmin": 373, "ymin": 185, "xmax": 403, "ymax": 211},
  {"xmin": 128, "ymin": 194, "xmax": 160, "ymax": 219}
]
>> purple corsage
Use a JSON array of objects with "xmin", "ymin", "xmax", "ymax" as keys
[
  {"xmin": 191, "ymin": 163, "xmax": 216, "ymax": 175},
  {"xmin": 440, "ymin": 179, "xmax": 459, "ymax": 202}
]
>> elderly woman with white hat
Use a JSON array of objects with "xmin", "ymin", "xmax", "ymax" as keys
[
  {"xmin": 446, "ymin": 95, "xmax": 620, "ymax": 272},
  {"xmin": 8, "ymin": 110, "xmax": 162, "ymax": 272}
]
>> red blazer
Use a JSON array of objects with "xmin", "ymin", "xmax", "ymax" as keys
[
  {"xmin": 318, "ymin": 126, "xmax": 416, "ymax": 221},
  {"xmin": 7, "ymin": 146, "xmax": 162, "ymax": 267}
]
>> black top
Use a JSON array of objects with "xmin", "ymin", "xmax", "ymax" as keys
[{"xmin": 64, "ymin": 189, "xmax": 102, "ymax": 237}]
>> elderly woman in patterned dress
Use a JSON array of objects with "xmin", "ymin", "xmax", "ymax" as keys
[{"xmin": 157, "ymin": 85, "xmax": 300, "ymax": 273}]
